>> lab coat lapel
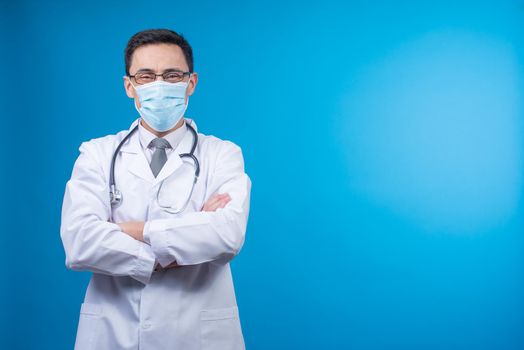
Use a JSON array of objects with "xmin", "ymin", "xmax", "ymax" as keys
[
  {"xmin": 152, "ymin": 122, "xmax": 194, "ymax": 186},
  {"xmin": 119, "ymin": 119, "xmax": 155, "ymax": 183},
  {"xmin": 118, "ymin": 118, "xmax": 198, "ymax": 185}
]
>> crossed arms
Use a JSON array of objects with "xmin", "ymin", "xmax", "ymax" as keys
[
  {"xmin": 117, "ymin": 192, "xmax": 232, "ymax": 270},
  {"xmin": 60, "ymin": 139, "xmax": 251, "ymax": 285}
]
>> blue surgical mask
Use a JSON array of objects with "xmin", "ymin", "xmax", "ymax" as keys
[{"xmin": 131, "ymin": 79, "xmax": 189, "ymax": 132}]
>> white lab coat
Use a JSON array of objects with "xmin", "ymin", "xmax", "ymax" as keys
[{"xmin": 60, "ymin": 117, "xmax": 251, "ymax": 350}]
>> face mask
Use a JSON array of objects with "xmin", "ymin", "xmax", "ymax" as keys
[{"xmin": 131, "ymin": 79, "xmax": 189, "ymax": 132}]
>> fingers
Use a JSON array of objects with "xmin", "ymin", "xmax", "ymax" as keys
[
  {"xmin": 202, "ymin": 193, "xmax": 231, "ymax": 212},
  {"xmin": 203, "ymin": 197, "xmax": 228, "ymax": 211},
  {"xmin": 159, "ymin": 261, "xmax": 181, "ymax": 271},
  {"xmin": 203, "ymin": 193, "xmax": 226, "ymax": 209},
  {"xmin": 156, "ymin": 261, "xmax": 181, "ymax": 271},
  {"xmin": 166, "ymin": 262, "xmax": 180, "ymax": 269}
]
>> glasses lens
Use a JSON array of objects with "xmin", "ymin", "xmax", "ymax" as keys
[
  {"xmin": 135, "ymin": 73, "xmax": 155, "ymax": 84},
  {"xmin": 163, "ymin": 71, "xmax": 185, "ymax": 83}
]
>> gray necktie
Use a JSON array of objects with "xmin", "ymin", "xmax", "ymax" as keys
[{"xmin": 149, "ymin": 138, "xmax": 171, "ymax": 177}]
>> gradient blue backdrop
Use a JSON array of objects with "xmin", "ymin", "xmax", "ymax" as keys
[{"xmin": 2, "ymin": 1, "xmax": 524, "ymax": 349}]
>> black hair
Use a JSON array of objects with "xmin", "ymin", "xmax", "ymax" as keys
[{"xmin": 124, "ymin": 28, "xmax": 194, "ymax": 75}]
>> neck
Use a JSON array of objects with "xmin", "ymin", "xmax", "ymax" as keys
[{"xmin": 140, "ymin": 118, "xmax": 185, "ymax": 137}]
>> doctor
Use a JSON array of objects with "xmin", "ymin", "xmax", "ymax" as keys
[{"xmin": 60, "ymin": 28, "xmax": 251, "ymax": 350}]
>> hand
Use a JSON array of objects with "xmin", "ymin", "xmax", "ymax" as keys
[
  {"xmin": 164, "ymin": 261, "xmax": 179, "ymax": 268},
  {"xmin": 155, "ymin": 261, "xmax": 180, "ymax": 271},
  {"xmin": 201, "ymin": 193, "xmax": 231, "ymax": 211},
  {"xmin": 117, "ymin": 221, "xmax": 145, "ymax": 242}
]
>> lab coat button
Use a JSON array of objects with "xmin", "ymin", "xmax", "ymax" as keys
[{"xmin": 141, "ymin": 323, "xmax": 151, "ymax": 330}]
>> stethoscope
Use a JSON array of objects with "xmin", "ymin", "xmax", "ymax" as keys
[{"xmin": 109, "ymin": 122, "xmax": 200, "ymax": 214}]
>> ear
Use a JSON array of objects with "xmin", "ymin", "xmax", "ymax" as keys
[
  {"xmin": 123, "ymin": 76, "xmax": 141, "ymax": 109},
  {"xmin": 186, "ymin": 72, "xmax": 199, "ymax": 98},
  {"xmin": 123, "ymin": 76, "xmax": 136, "ymax": 99}
]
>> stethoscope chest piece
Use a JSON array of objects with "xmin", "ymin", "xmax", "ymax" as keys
[{"xmin": 110, "ymin": 185, "xmax": 123, "ymax": 207}]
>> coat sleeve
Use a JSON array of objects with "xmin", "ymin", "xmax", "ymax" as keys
[
  {"xmin": 60, "ymin": 141, "xmax": 157, "ymax": 284},
  {"xmin": 143, "ymin": 140, "xmax": 252, "ymax": 267}
]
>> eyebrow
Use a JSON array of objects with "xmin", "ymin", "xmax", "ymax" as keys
[{"xmin": 134, "ymin": 67, "xmax": 185, "ymax": 74}]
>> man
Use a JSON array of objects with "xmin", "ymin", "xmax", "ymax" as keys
[{"xmin": 60, "ymin": 28, "xmax": 251, "ymax": 350}]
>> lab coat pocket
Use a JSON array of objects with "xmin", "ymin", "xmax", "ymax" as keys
[
  {"xmin": 200, "ymin": 306, "xmax": 245, "ymax": 350},
  {"xmin": 74, "ymin": 302, "xmax": 103, "ymax": 350}
]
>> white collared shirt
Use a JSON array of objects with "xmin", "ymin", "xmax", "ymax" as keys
[{"xmin": 138, "ymin": 119, "xmax": 188, "ymax": 163}]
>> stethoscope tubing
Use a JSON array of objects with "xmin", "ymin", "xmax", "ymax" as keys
[{"xmin": 109, "ymin": 121, "xmax": 200, "ymax": 211}]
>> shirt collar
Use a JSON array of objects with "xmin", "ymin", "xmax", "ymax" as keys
[{"xmin": 138, "ymin": 119, "xmax": 188, "ymax": 151}]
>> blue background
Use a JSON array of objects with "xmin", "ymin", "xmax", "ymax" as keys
[{"xmin": 2, "ymin": 1, "xmax": 524, "ymax": 349}]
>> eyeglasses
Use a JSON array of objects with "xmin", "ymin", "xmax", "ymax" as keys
[{"xmin": 129, "ymin": 70, "xmax": 191, "ymax": 85}]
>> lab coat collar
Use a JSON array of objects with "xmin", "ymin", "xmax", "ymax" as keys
[
  {"xmin": 118, "ymin": 117, "xmax": 199, "ymax": 185},
  {"xmin": 138, "ymin": 119, "xmax": 188, "ymax": 153}
]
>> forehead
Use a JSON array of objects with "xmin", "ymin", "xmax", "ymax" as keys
[{"xmin": 130, "ymin": 43, "xmax": 188, "ymax": 73}]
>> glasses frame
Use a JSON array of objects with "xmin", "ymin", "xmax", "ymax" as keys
[{"xmin": 129, "ymin": 70, "xmax": 192, "ymax": 85}]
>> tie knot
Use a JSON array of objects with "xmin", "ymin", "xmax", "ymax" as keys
[{"xmin": 149, "ymin": 138, "xmax": 171, "ymax": 150}]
